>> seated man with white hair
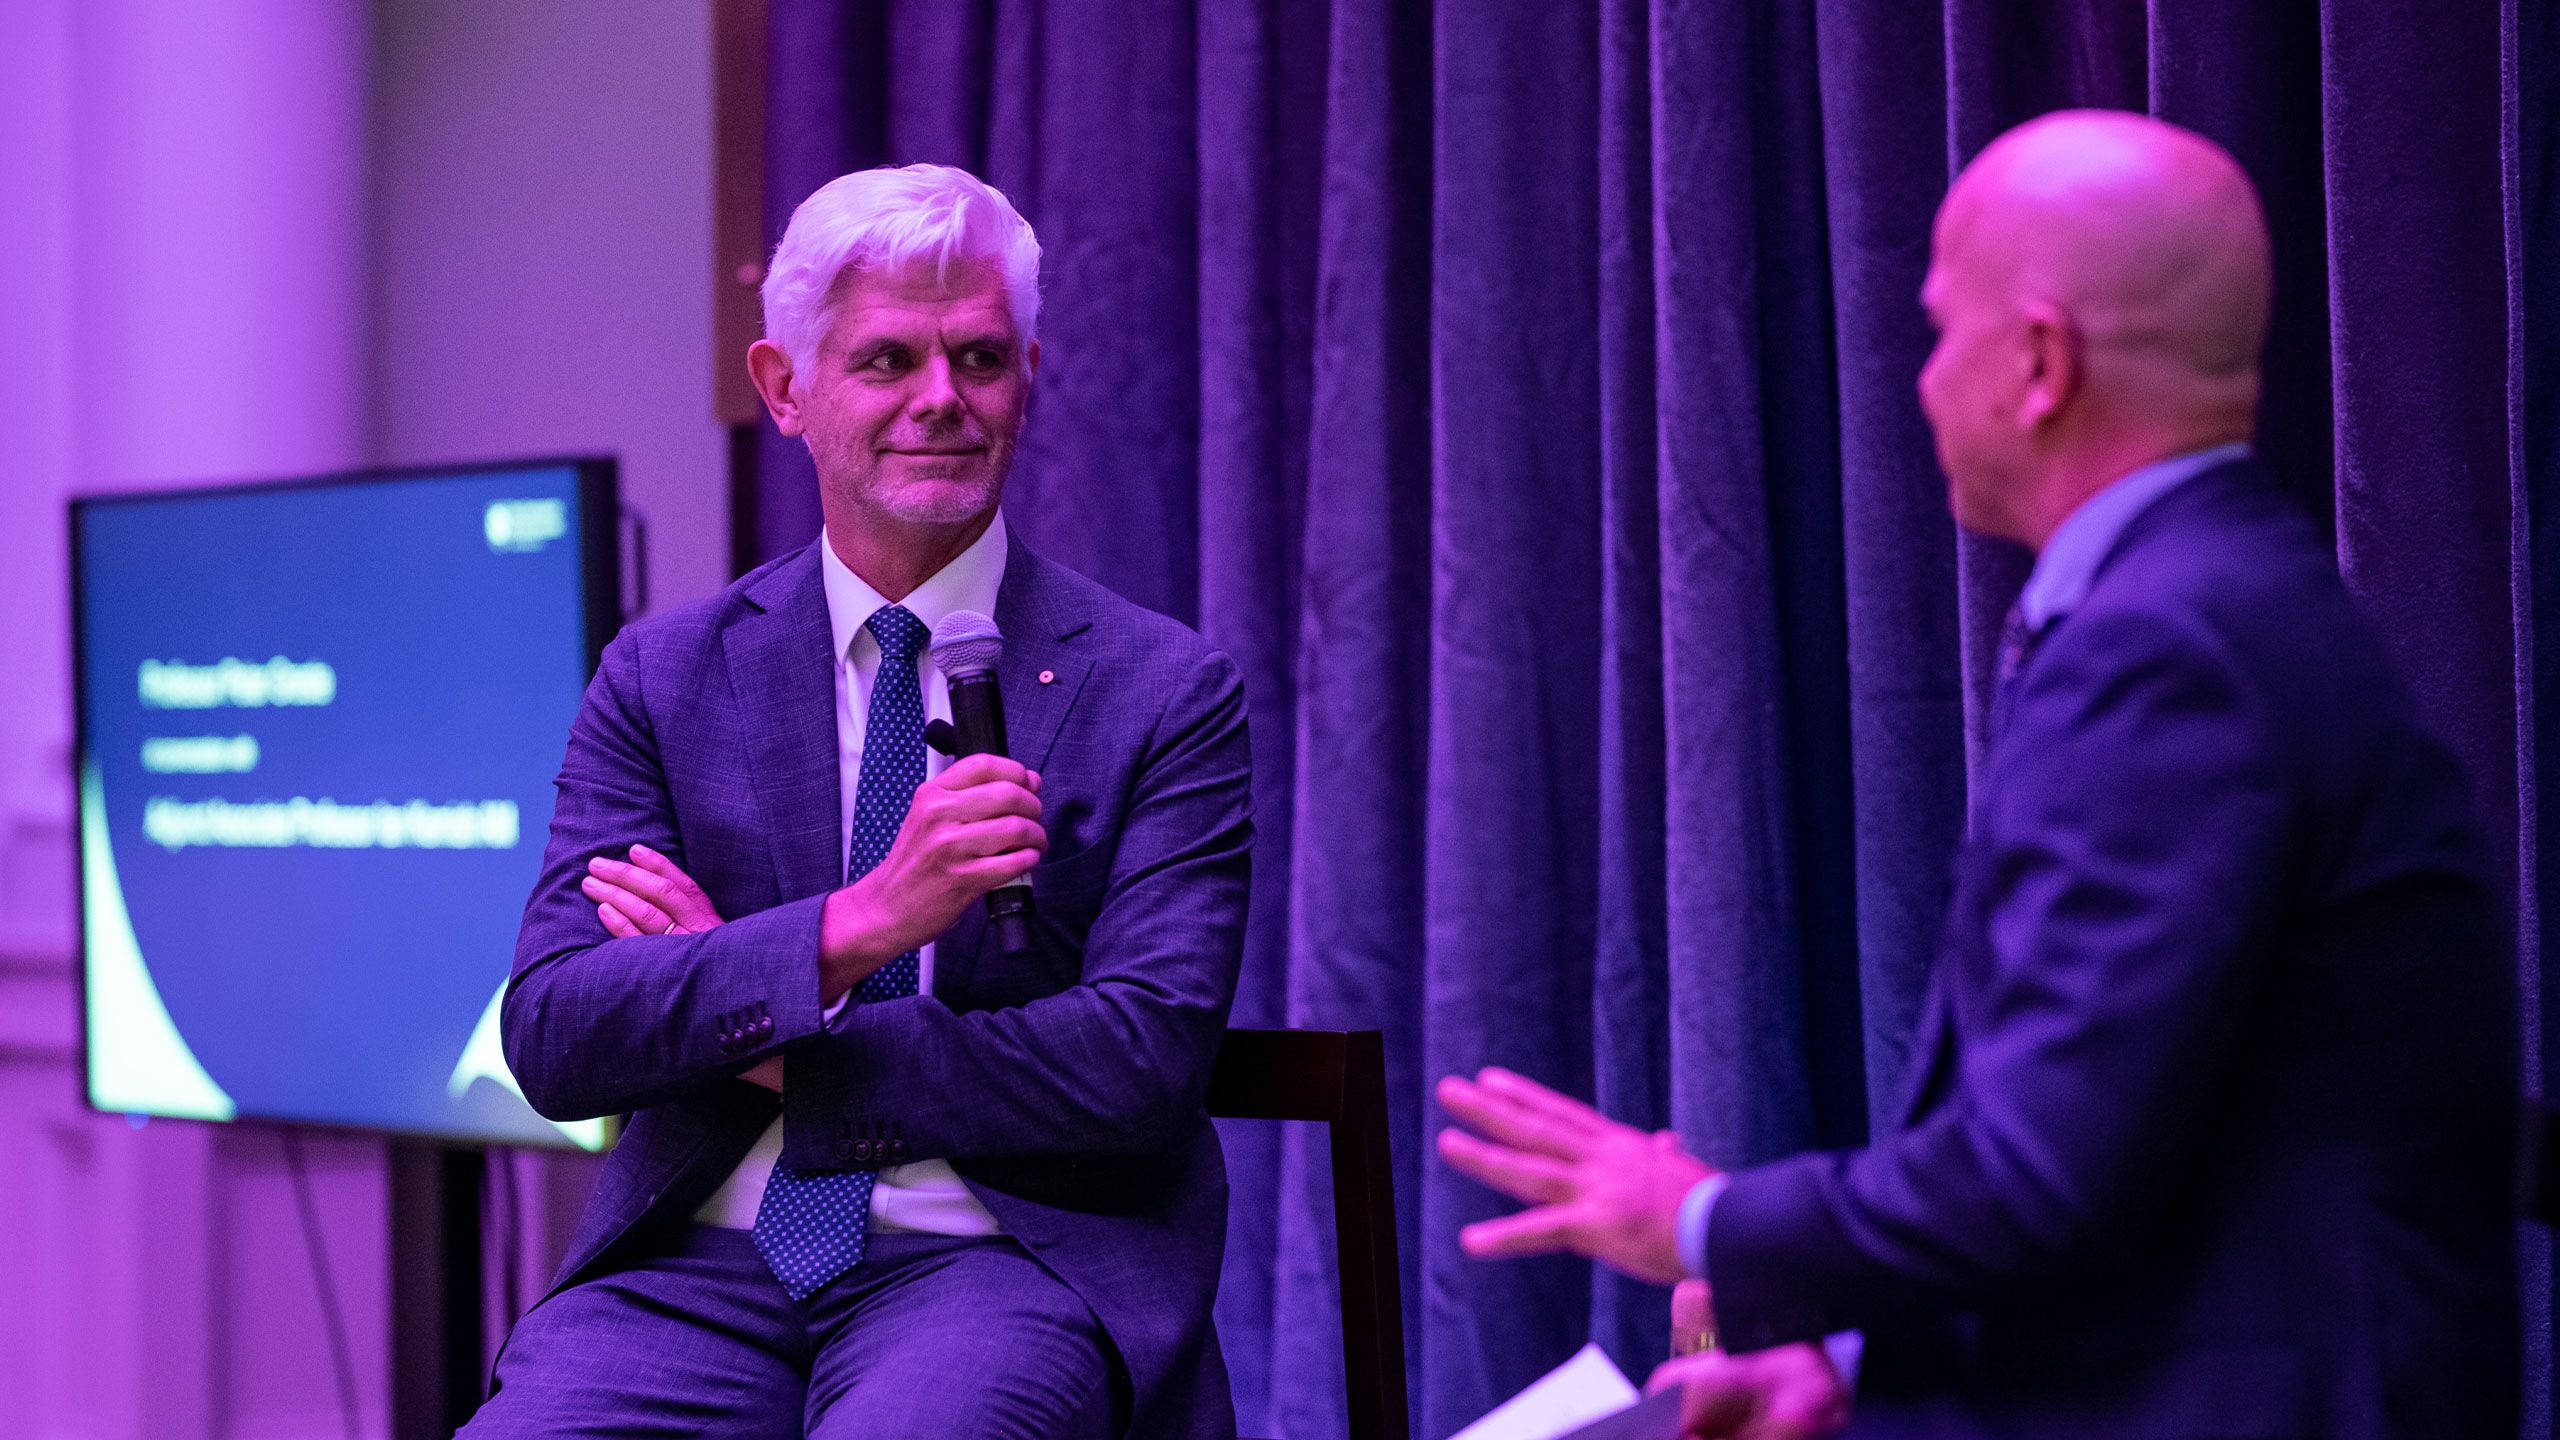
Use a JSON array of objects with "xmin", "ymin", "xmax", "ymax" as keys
[{"xmin": 466, "ymin": 164, "xmax": 1253, "ymax": 1440}]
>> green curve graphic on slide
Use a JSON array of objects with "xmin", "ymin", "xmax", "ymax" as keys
[
  {"xmin": 81, "ymin": 759, "xmax": 236, "ymax": 1121},
  {"xmin": 450, "ymin": 982, "xmax": 611, "ymax": 1152}
]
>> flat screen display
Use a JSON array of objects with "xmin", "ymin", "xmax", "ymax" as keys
[{"xmin": 72, "ymin": 459, "xmax": 619, "ymax": 1151}]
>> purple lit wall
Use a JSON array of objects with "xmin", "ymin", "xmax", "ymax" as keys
[
  {"xmin": 0, "ymin": 3, "xmax": 721, "ymax": 1436},
  {"xmin": 370, "ymin": 0, "xmax": 730, "ymax": 608}
]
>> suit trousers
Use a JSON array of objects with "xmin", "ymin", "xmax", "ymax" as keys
[{"xmin": 461, "ymin": 1225, "xmax": 1123, "ymax": 1439}]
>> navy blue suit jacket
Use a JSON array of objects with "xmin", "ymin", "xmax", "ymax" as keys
[
  {"xmin": 1708, "ymin": 461, "xmax": 2518, "ymax": 1438},
  {"xmin": 503, "ymin": 540, "xmax": 1252, "ymax": 1438}
]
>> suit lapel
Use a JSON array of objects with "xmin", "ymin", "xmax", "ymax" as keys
[
  {"xmin": 724, "ymin": 546, "xmax": 845, "ymax": 904},
  {"xmin": 930, "ymin": 547, "xmax": 1095, "ymax": 1003},
  {"xmin": 990, "ymin": 550, "xmax": 1093, "ymax": 773}
]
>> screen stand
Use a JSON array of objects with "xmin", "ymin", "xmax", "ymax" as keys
[{"xmin": 390, "ymin": 1142, "xmax": 487, "ymax": 1439}]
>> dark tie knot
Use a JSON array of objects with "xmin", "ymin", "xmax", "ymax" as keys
[{"xmin": 866, "ymin": 604, "xmax": 929, "ymax": 663}]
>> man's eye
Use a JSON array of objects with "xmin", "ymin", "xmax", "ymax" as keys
[
  {"xmin": 959, "ymin": 348, "xmax": 1004, "ymax": 371},
  {"xmin": 863, "ymin": 350, "xmax": 910, "ymax": 374}
]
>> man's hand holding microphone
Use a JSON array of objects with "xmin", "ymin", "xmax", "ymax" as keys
[
  {"xmin": 816, "ymin": 753, "xmax": 1043, "ymax": 995},
  {"xmin": 578, "ymin": 756, "xmax": 1045, "ymax": 1093}
]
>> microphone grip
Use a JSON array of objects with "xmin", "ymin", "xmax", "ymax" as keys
[
  {"xmin": 946, "ymin": 672, "xmax": 1011, "ymax": 758},
  {"xmin": 989, "ymin": 882, "xmax": 1035, "ymax": 960},
  {"xmin": 948, "ymin": 671, "xmax": 1037, "ymax": 958}
]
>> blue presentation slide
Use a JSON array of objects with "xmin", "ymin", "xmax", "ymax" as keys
[{"xmin": 74, "ymin": 465, "xmax": 610, "ymax": 1150}]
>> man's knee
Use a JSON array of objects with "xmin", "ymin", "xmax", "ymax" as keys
[
  {"xmin": 808, "ymin": 1241, "xmax": 1121, "ymax": 1440},
  {"xmin": 464, "ymin": 1239, "xmax": 804, "ymax": 1440},
  {"xmin": 820, "ymin": 1353, "xmax": 1115, "ymax": 1440}
]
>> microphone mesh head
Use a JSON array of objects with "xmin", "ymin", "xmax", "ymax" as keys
[{"xmin": 930, "ymin": 609, "xmax": 1004, "ymax": 678}]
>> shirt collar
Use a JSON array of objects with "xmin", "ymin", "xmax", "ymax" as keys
[
  {"xmin": 2017, "ymin": 443, "xmax": 2250, "ymax": 631},
  {"xmin": 818, "ymin": 510, "xmax": 1010, "ymax": 664}
]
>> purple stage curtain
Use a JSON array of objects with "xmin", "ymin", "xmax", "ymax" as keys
[{"xmin": 748, "ymin": 2, "xmax": 2558, "ymax": 1434}]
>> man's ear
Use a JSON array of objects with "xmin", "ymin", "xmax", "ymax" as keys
[
  {"xmin": 2014, "ymin": 300, "xmax": 2081, "ymax": 431},
  {"xmin": 746, "ymin": 339, "xmax": 803, "ymax": 436}
]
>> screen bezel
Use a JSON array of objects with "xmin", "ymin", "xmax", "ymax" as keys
[{"xmin": 67, "ymin": 455, "xmax": 623, "ymax": 1152}]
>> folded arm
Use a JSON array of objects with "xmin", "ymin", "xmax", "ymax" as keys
[{"xmin": 502, "ymin": 629, "xmax": 826, "ymax": 1121}]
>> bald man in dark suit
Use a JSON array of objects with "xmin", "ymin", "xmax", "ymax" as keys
[{"xmin": 1436, "ymin": 111, "xmax": 2518, "ymax": 1440}]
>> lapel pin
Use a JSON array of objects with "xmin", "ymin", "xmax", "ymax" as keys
[{"xmin": 1038, "ymin": 669, "xmax": 1056, "ymax": 685}]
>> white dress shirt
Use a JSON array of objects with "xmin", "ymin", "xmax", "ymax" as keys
[{"xmin": 694, "ymin": 514, "xmax": 1010, "ymax": 1236}]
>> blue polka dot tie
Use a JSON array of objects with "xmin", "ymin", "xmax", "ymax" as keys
[{"xmin": 754, "ymin": 603, "xmax": 929, "ymax": 1300}]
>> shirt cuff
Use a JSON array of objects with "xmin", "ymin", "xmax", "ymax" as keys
[
  {"xmin": 1677, "ymin": 1173, "xmax": 1730, "ymax": 1280},
  {"xmin": 1823, "ymin": 1330, "xmax": 1864, "ymax": 1397}
]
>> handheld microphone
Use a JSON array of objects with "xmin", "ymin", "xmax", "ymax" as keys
[{"xmin": 928, "ymin": 610, "xmax": 1037, "ymax": 958}]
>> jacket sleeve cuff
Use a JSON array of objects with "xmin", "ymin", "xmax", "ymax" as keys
[
  {"xmin": 1704, "ymin": 1157, "xmax": 1842, "ymax": 1351},
  {"xmin": 775, "ymin": 992, "xmax": 934, "ymax": 1171}
]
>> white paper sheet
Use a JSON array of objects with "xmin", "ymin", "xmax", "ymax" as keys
[{"xmin": 1448, "ymin": 1342, "xmax": 1643, "ymax": 1440}]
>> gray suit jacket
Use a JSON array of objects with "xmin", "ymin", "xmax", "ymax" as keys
[{"xmin": 503, "ymin": 539, "xmax": 1253, "ymax": 1438}]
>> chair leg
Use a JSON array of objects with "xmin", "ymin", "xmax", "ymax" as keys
[{"xmin": 1330, "ymin": 1032, "xmax": 1409, "ymax": 1440}]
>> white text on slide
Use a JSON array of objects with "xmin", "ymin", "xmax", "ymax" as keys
[
  {"xmin": 141, "ymin": 736, "xmax": 260, "ymax": 773},
  {"xmin": 138, "ymin": 657, "xmax": 337, "ymax": 710},
  {"xmin": 142, "ymin": 797, "xmax": 520, "ymax": 852}
]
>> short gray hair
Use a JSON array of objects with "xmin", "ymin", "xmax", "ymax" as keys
[{"xmin": 760, "ymin": 163, "xmax": 1043, "ymax": 372}]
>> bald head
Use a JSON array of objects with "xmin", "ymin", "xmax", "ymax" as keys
[
  {"xmin": 1944, "ymin": 111, "xmax": 2269, "ymax": 379},
  {"xmin": 1920, "ymin": 111, "xmax": 2273, "ymax": 546}
]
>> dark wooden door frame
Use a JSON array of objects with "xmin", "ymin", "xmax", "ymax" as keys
[{"xmin": 714, "ymin": 0, "xmax": 770, "ymax": 579}]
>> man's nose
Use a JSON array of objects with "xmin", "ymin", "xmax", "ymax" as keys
[{"xmin": 909, "ymin": 354, "xmax": 962, "ymax": 417}]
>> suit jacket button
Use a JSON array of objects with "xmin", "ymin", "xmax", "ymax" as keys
[
  {"xmin": 756, "ymin": 1016, "xmax": 774, "ymax": 1035},
  {"xmin": 854, "ymin": 1139, "xmax": 876, "ymax": 1162},
  {"xmin": 835, "ymin": 1140, "xmax": 853, "ymax": 1160},
  {"xmin": 889, "ymin": 1139, "xmax": 905, "ymax": 1161}
]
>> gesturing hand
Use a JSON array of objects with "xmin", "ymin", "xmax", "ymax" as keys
[
  {"xmin": 1645, "ymin": 1345, "xmax": 1850, "ymax": 1439},
  {"xmin": 821, "ymin": 754, "xmax": 1045, "ymax": 995},
  {"xmin": 585, "ymin": 843, "xmax": 726, "ymax": 937},
  {"xmin": 583, "ymin": 845, "xmax": 779, "ymax": 1091},
  {"xmin": 1435, "ymin": 1066, "xmax": 1715, "ymax": 1287}
]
